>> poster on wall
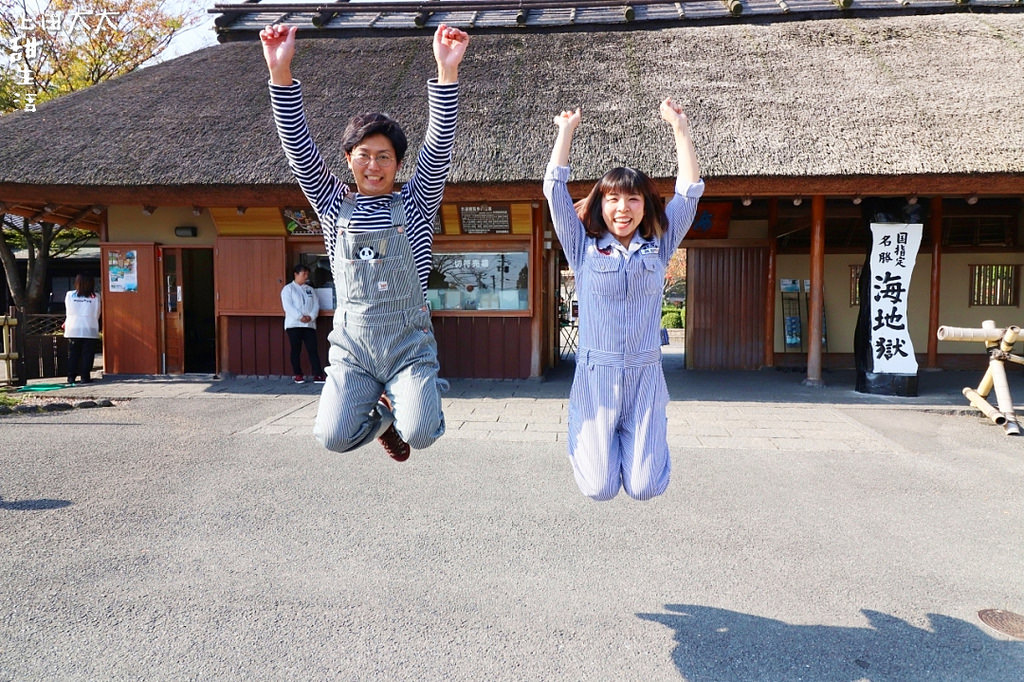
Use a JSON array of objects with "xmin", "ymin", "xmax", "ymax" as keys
[
  {"xmin": 780, "ymin": 278, "xmax": 802, "ymax": 351},
  {"xmin": 108, "ymin": 249, "xmax": 138, "ymax": 292},
  {"xmin": 867, "ymin": 222, "xmax": 923, "ymax": 375}
]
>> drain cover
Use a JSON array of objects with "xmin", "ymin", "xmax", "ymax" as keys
[{"xmin": 978, "ymin": 609, "xmax": 1024, "ymax": 639}]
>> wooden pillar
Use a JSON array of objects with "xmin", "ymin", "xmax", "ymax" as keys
[
  {"xmin": 926, "ymin": 196, "xmax": 943, "ymax": 368},
  {"xmin": 530, "ymin": 201, "xmax": 546, "ymax": 378},
  {"xmin": 764, "ymin": 198, "xmax": 778, "ymax": 367},
  {"xmin": 804, "ymin": 194, "xmax": 826, "ymax": 386}
]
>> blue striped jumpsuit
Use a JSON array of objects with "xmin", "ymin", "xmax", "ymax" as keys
[
  {"xmin": 269, "ymin": 79, "xmax": 458, "ymax": 453},
  {"xmin": 543, "ymin": 162, "xmax": 704, "ymax": 500}
]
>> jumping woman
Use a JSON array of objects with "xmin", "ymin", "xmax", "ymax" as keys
[{"xmin": 543, "ymin": 101, "xmax": 703, "ymax": 500}]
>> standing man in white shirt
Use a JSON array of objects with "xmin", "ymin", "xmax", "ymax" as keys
[{"xmin": 281, "ymin": 263, "xmax": 325, "ymax": 384}]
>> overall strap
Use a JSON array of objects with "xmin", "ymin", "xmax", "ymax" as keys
[
  {"xmin": 390, "ymin": 192, "xmax": 407, "ymax": 228},
  {"xmin": 337, "ymin": 194, "xmax": 358, "ymax": 230},
  {"xmin": 336, "ymin": 192, "xmax": 406, "ymax": 230}
]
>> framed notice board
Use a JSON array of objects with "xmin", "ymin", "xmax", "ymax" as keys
[{"xmin": 457, "ymin": 204, "xmax": 512, "ymax": 235}]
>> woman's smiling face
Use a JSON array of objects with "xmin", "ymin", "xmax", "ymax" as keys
[{"xmin": 602, "ymin": 190, "xmax": 646, "ymax": 247}]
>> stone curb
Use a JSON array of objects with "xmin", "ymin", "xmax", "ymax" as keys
[{"xmin": 0, "ymin": 398, "xmax": 117, "ymax": 416}]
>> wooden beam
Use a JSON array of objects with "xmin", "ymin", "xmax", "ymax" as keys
[
  {"xmin": 2, "ymin": 172, "xmax": 1022, "ymax": 210},
  {"xmin": 764, "ymin": 197, "xmax": 778, "ymax": 368},
  {"xmin": 927, "ymin": 196, "xmax": 943, "ymax": 368},
  {"xmin": 65, "ymin": 205, "xmax": 96, "ymax": 229},
  {"xmin": 804, "ymin": 194, "xmax": 826, "ymax": 386},
  {"xmin": 212, "ymin": 0, "xmax": 755, "ymax": 14}
]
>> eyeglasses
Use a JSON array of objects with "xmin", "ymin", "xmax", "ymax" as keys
[{"xmin": 351, "ymin": 151, "xmax": 396, "ymax": 168}]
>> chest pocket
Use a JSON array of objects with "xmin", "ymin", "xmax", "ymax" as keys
[
  {"xmin": 638, "ymin": 255, "xmax": 665, "ymax": 296},
  {"xmin": 585, "ymin": 252, "xmax": 624, "ymax": 297},
  {"xmin": 341, "ymin": 231, "xmax": 414, "ymax": 305}
]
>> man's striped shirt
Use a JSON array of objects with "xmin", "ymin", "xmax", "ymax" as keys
[{"xmin": 269, "ymin": 80, "xmax": 459, "ymax": 294}]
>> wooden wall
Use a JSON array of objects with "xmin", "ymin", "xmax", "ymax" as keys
[
  {"xmin": 215, "ymin": 237, "xmax": 287, "ymax": 315},
  {"xmin": 100, "ymin": 243, "xmax": 160, "ymax": 374},
  {"xmin": 220, "ymin": 314, "xmax": 532, "ymax": 379},
  {"xmin": 434, "ymin": 316, "xmax": 532, "ymax": 379},
  {"xmin": 220, "ymin": 315, "xmax": 329, "ymax": 376},
  {"xmin": 687, "ymin": 246, "xmax": 769, "ymax": 370}
]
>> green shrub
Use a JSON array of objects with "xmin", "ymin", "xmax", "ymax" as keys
[{"xmin": 661, "ymin": 310, "xmax": 682, "ymax": 328}]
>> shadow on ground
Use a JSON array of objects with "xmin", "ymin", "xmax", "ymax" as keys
[
  {"xmin": 637, "ymin": 604, "xmax": 1024, "ymax": 681},
  {"xmin": 0, "ymin": 495, "xmax": 72, "ymax": 511}
]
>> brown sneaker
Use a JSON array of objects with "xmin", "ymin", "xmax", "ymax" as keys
[{"xmin": 378, "ymin": 423, "xmax": 410, "ymax": 462}]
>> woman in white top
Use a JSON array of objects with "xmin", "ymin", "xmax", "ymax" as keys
[{"xmin": 64, "ymin": 273, "xmax": 101, "ymax": 385}]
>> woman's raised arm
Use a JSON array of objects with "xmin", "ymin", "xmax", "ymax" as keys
[
  {"xmin": 659, "ymin": 97, "xmax": 700, "ymax": 185},
  {"xmin": 549, "ymin": 108, "xmax": 581, "ymax": 167}
]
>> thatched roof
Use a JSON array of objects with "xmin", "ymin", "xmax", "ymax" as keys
[{"xmin": 0, "ymin": 11, "xmax": 1022, "ymax": 209}]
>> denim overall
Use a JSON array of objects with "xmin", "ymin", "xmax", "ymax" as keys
[
  {"xmin": 568, "ymin": 239, "xmax": 670, "ymax": 501},
  {"xmin": 313, "ymin": 193, "xmax": 445, "ymax": 453}
]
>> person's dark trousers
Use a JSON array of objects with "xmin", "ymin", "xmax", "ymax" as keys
[
  {"xmin": 286, "ymin": 327, "xmax": 322, "ymax": 377},
  {"xmin": 67, "ymin": 337, "xmax": 97, "ymax": 384}
]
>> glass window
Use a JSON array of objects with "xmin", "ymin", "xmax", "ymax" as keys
[
  {"xmin": 969, "ymin": 264, "xmax": 1020, "ymax": 307},
  {"xmin": 164, "ymin": 253, "xmax": 178, "ymax": 312},
  {"xmin": 849, "ymin": 264, "xmax": 862, "ymax": 307},
  {"xmin": 427, "ymin": 251, "xmax": 529, "ymax": 311},
  {"xmin": 299, "ymin": 253, "xmax": 335, "ymax": 310}
]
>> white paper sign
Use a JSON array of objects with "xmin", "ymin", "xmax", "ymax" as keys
[
  {"xmin": 316, "ymin": 286, "xmax": 335, "ymax": 311},
  {"xmin": 868, "ymin": 223, "xmax": 922, "ymax": 374}
]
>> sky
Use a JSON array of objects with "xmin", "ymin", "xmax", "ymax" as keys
[{"xmin": 161, "ymin": 0, "xmax": 219, "ymax": 61}]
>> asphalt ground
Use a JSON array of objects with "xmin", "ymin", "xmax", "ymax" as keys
[{"xmin": 3, "ymin": 351, "xmax": 1024, "ymax": 680}]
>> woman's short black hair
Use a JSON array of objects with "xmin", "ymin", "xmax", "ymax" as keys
[
  {"xmin": 341, "ymin": 112, "xmax": 408, "ymax": 163},
  {"xmin": 578, "ymin": 167, "xmax": 668, "ymax": 241},
  {"xmin": 293, "ymin": 263, "xmax": 310, "ymax": 275}
]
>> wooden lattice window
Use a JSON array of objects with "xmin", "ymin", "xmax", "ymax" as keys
[
  {"xmin": 849, "ymin": 265, "xmax": 862, "ymax": 306},
  {"xmin": 969, "ymin": 264, "xmax": 1020, "ymax": 307}
]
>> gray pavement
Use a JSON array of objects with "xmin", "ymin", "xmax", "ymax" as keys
[{"xmin": 3, "ymin": 349, "xmax": 1024, "ymax": 680}]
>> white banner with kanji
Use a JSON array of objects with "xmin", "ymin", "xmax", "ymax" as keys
[{"xmin": 868, "ymin": 223, "xmax": 923, "ymax": 374}]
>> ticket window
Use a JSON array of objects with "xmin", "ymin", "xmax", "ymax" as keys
[
  {"xmin": 426, "ymin": 250, "xmax": 529, "ymax": 312},
  {"xmin": 298, "ymin": 253, "xmax": 335, "ymax": 311}
]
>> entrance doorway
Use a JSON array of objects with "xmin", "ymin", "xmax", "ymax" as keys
[
  {"xmin": 558, "ymin": 266, "xmax": 578, "ymax": 360},
  {"xmin": 159, "ymin": 247, "xmax": 215, "ymax": 374}
]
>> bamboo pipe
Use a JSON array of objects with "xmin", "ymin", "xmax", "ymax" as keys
[
  {"xmin": 963, "ymin": 387, "xmax": 1006, "ymax": 425},
  {"xmin": 1001, "ymin": 353, "xmax": 1024, "ymax": 367},
  {"xmin": 977, "ymin": 367, "xmax": 995, "ymax": 398},
  {"xmin": 0, "ymin": 315, "xmax": 20, "ymax": 362},
  {"xmin": 978, "ymin": 320, "xmax": 1012, "ymax": 397},
  {"xmin": 989, "ymin": 359, "xmax": 1016, "ymax": 420},
  {"xmin": 936, "ymin": 325, "xmax": 1009, "ymax": 342},
  {"xmin": 990, "ymin": 324, "xmax": 1020, "ymax": 434},
  {"xmin": 998, "ymin": 325, "xmax": 1020, "ymax": 352}
]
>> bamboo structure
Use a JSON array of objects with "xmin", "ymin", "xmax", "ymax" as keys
[
  {"xmin": 936, "ymin": 320, "xmax": 1022, "ymax": 435},
  {"xmin": 0, "ymin": 314, "xmax": 20, "ymax": 386}
]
